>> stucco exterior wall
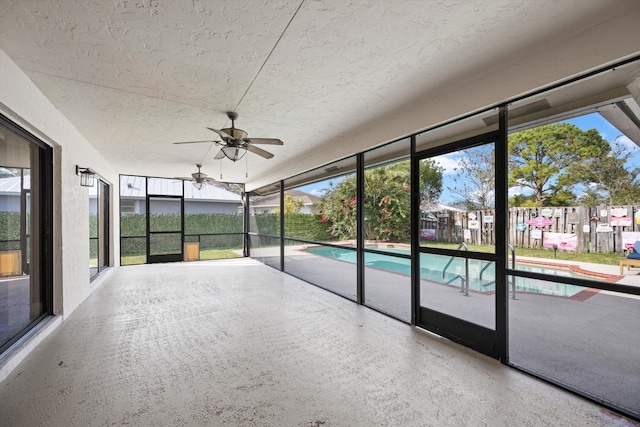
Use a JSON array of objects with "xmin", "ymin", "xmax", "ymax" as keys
[{"xmin": 0, "ymin": 49, "xmax": 119, "ymax": 318}]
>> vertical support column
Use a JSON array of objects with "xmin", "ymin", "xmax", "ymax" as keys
[
  {"xmin": 145, "ymin": 177, "xmax": 150, "ymax": 264},
  {"xmin": 102, "ymin": 183, "xmax": 110, "ymax": 270},
  {"xmin": 180, "ymin": 190, "xmax": 185, "ymax": 262},
  {"xmin": 410, "ymin": 136, "xmax": 419, "ymax": 326},
  {"xmin": 244, "ymin": 191, "xmax": 250, "ymax": 258},
  {"xmin": 495, "ymin": 105, "xmax": 509, "ymax": 363},
  {"xmin": 20, "ymin": 182, "xmax": 27, "ymax": 274},
  {"xmin": 280, "ymin": 180, "xmax": 285, "ymax": 272},
  {"xmin": 356, "ymin": 153, "xmax": 365, "ymax": 305},
  {"xmin": 44, "ymin": 146, "xmax": 54, "ymax": 314}
]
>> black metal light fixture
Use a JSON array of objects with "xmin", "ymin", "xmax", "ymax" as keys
[{"xmin": 76, "ymin": 165, "xmax": 96, "ymax": 187}]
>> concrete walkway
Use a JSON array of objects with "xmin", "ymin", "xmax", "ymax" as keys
[{"xmin": 1, "ymin": 259, "xmax": 638, "ymax": 426}]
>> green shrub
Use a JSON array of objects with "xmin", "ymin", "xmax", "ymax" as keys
[
  {"xmin": 284, "ymin": 213, "xmax": 332, "ymax": 241},
  {"xmin": 0, "ymin": 211, "xmax": 21, "ymax": 241},
  {"xmin": 120, "ymin": 213, "xmax": 244, "ymax": 236}
]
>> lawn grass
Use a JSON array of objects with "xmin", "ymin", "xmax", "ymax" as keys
[
  {"xmin": 121, "ymin": 255, "xmax": 146, "ymax": 265},
  {"xmin": 120, "ymin": 243, "xmax": 624, "ymax": 267},
  {"xmin": 120, "ymin": 248, "xmax": 243, "ymax": 265},
  {"xmin": 200, "ymin": 248, "xmax": 243, "ymax": 260},
  {"xmin": 511, "ymin": 247, "xmax": 622, "ymax": 266},
  {"xmin": 424, "ymin": 242, "xmax": 623, "ymax": 266}
]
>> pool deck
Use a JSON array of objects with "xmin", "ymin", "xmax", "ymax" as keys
[
  {"xmin": 515, "ymin": 256, "xmax": 640, "ymax": 287},
  {"xmin": 282, "ymin": 243, "xmax": 640, "ymax": 286}
]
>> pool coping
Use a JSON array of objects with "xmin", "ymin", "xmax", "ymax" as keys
[
  {"xmin": 513, "ymin": 258, "xmax": 623, "ymax": 283},
  {"xmin": 297, "ymin": 244, "xmax": 624, "ymax": 301}
]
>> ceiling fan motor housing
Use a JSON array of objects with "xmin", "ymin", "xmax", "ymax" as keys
[{"xmin": 220, "ymin": 127, "xmax": 248, "ymax": 140}]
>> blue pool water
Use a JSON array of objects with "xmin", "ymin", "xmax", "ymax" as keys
[{"xmin": 304, "ymin": 245, "xmax": 586, "ymax": 297}]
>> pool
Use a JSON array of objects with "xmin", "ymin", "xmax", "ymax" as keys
[{"xmin": 303, "ymin": 245, "xmax": 587, "ymax": 297}]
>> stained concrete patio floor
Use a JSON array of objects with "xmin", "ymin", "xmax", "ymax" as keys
[{"xmin": 1, "ymin": 258, "xmax": 638, "ymax": 426}]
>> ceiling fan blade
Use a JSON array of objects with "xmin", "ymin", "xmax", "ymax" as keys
[
  {"xmin": 244, "ymin": 138, "xmax": 283, "ymax": 145},
  {"xmin": 246, "ymin": 144, "xmax": 274, "ymax": 159},
  {"xmin": 174, "ymin": 176, "xmax": 193, "ymax": 180},
  {"xmin": 213, "ymin": 149, "xmax": 225, "ymax": 160},
  {"xmin": 173, "ymin": 140, "xmax": 216, "ymax": 145},
  {"xmin": 207, "ymin": 127, "xmax": 233, "ymax": 140}
]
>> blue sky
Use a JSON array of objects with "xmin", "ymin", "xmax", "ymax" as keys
[{"xmin": 296, "ymin": 113, "xmax": 639, "ymax": 204}]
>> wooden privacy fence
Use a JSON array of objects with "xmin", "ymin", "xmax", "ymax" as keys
[{"xmin": 420, "ymin": 205, "xmax": 640, "ymax": 254}]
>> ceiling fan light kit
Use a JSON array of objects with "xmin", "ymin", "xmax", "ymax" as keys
[
  {"xmin": 173, "ymin": 111, "xmax": 283, "ymax": 163},
  {"xmin": 172, "ymin": 111, "xmax": 284, "ymax": 181},
  {"xmin": 174, "ymin": 164, "xmax": 217, "ymax": 189},
  {"xmin": 221, "ymin": 145, "xmax": 247, "ymax": 162}
]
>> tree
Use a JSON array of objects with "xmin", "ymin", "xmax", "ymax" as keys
[
  {"xmin": 419, "ymin": 159, "xmax": 444, "ymax": 207},
  {"xmin": 447, "ymin": 146, "xmax": 495, "ymax": 209},
  {"xmin": 318, "ymin": 159, "xmax": 443, "ymax": 241},
  {"xmin": 578, "ymin": 188, "xmax": 606, "ymax": 207},
  {"xmin": 508, "ymin": 123, "xmax": 609, "ymax": 206},
  {"xmin": 508, "ymin": 193, "xmax": 534, "ymax": 208},
  {"xmin": 273, "ymin": 195, "xmax": 304, "ymax": 214},
  {"xmin": 545, "ymin": 188, "xmax": 577, "ymax": 207},
  {"xmin": 572, "ymin": 139, "xmax": 640, "ymax": 205}
]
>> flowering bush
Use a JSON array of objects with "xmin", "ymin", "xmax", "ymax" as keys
[{"xmin": 318, "ymin": 160, "xmax": 442, "ymax": 242}]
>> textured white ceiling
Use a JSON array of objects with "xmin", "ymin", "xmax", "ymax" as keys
[{"xmin": 1, "ymin": 0, "xmax": 640, "ymax": 189}]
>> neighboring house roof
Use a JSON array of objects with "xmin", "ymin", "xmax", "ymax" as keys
[
  {"xmin": 2, "ymin": 174, "xmax": 242, "ymax": 203},
  {"xmin": 250, "ymin": 189, "xmax": 320, "ymax": 208},
  {"xmin": 421, "ymin": 203, "xmax": 466, "ymax": 213},
  {"xmin": 0, "ymin": 176, "xmax": 29, "ymax": 194},
  {"xmin": 120, "ymin": 175, "xmax": 242, "ymax": 204}
]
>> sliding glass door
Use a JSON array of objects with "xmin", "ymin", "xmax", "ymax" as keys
[{"xmin": 0, "ymin": 115, "xmax": 52, "ymax": 354}]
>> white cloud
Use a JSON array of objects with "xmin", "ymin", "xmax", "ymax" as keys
[
  {"xmin": 431, "ymin": 154, "xmax": 461, "ymax": 175},
  {"xmin": 508, "ymin": 186, "xmax": 531, "ymax": 197},
  {"xmin": 309, "ymin": 188, "xmax": 326, "ymax": 196}
]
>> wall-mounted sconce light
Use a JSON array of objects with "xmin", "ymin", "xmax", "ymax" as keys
[{"xmin": 76, "ymin": 166, "xmax": 96, "ymax": 187}]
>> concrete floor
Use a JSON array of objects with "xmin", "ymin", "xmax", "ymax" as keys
[{"xmin": 0, "ymin": 258, "xmax": 638, "ymax": 426}]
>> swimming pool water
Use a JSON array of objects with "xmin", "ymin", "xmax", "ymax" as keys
[{"xmin": 304, "ymin": 245, "xmax": 586, "ymax": 297}]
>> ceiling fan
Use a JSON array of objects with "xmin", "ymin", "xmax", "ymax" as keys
[
  {"xmin": 175, "ymin": 164, "xmax": 216, "ymax": 190},
  {"xmin": 173, "ymin": 111, "xmax": 283, "ymax": 161}
]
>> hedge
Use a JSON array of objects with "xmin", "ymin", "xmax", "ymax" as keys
[
  {"xmin": 185, "ymin": 213, "xmax": 243, "ymax": 234},
  {"xmin": 250, "ymin": 214, "xmax": 279, "ymax": 235},
  {"xmin": 284, "ymin": 213, "xmax": 332, "ymax": 242},
  {"xmin": 120, "ymin": 213, "xmax": 244, "ymax": 236},
  {"xmin": 0, "ymin": 211, "xmax": 21, "ymax": 241}
]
